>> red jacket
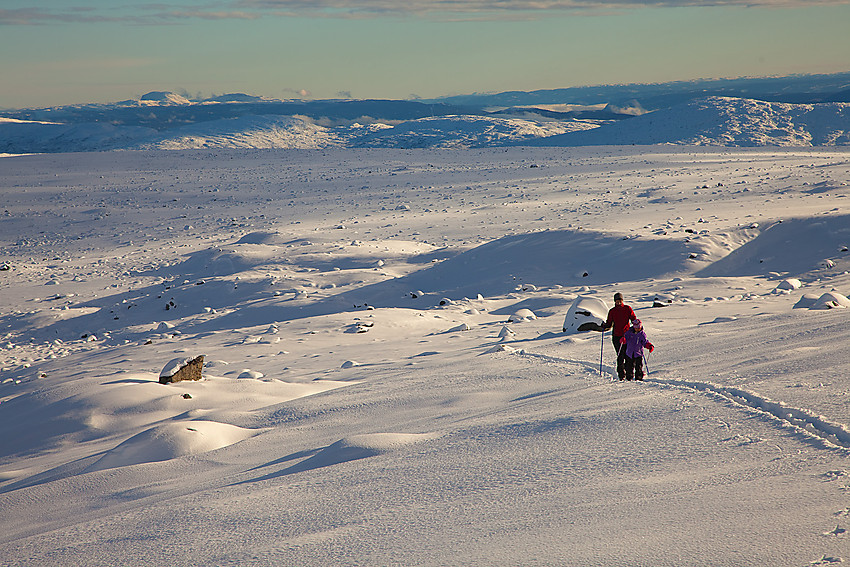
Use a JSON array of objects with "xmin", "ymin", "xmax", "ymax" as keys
[{"xmin": 605, "ymin": 304, "xmax": 636, "ymax": 337}]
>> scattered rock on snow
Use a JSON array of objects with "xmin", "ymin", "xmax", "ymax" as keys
[
  {"xmin": 341, "ymin": 360, "xmax": 361, "ymax": 369},
  {"xmin": 160, "ymin": 355, "xmax": 205, "ymax": 384},
  {"xmin": 447, "ymin": 323, "xmax": 472, "ymax": 332},
  {"xmin": 651, "ymin": 292, "xmax": 676, "ymax": 307}
]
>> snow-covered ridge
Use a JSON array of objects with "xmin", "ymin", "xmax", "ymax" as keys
[
  {"xmin": 3, "ymin": 93, "xmax": 850, "ymax": 153},
  {"xmin": 533, "ymin": 96, "xmax": 850, "ymax": 147}
]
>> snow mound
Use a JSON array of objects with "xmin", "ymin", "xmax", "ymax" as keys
[
  {"xmin": 508, "ymin": 309, "xmax": 537, "ymax": 322},
  {"xmin": 89, "ymin": 421, "xmax": 256, "ymax": 471},
  {"xmin": 776, "ymin": 278, "xmax": 803, "ymax": 291},
  {"xmin": 810, "ymin": 292, "xmax": 850, "ymax": 310},
  {"xmin": 238, "ymin": 369, "xmax": 265, "ymax": 379},
  {"xmin": 563, "ymin": 295, "xmax": 608, "ymax": 333}
]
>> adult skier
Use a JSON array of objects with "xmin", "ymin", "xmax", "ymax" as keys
[{"xmin": 603, "ymin": 292, "xmax": 636, "ymax": 380}]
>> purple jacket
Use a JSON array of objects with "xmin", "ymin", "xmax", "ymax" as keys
[{"xmin": 623, "ymin": 328, "xmax": 651, "ymax": 358}]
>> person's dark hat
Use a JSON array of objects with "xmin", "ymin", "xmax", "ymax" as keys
[{"xmin": 613, "ymin": 292, "xmax": 623, "ymax": 301}]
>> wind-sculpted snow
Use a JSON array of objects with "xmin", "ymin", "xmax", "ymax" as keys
[
  {"xmin": 697, "ymin": 215, "xmax": 850, "ymax": 277},
  {"xmin": 396, "ymin": 229, "xmax": 700, "ymax": 298},
  {"xmin": 3, "ymin": 147, "xmax": 850, "ymax": 566}
]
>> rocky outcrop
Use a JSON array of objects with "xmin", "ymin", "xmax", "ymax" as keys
[{"xmin": 159, "ymin": 355, "xmax": 205, "ymax": 384}]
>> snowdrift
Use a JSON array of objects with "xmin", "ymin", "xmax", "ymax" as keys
[
  {"xmin": 697, "ymin": 215, "xmax": 850, "ymax": 277},
  {"xmin": 396, "ymin": 229, "xmax": 697, "ymax": 299}
]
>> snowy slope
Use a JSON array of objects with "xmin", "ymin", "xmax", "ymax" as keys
[
  {"xmin": 534, "ymin": 96, "xmax": 850, "ymax": 147},
  {"xmin": 349, "ymin": 115, "xmax": 599, "ymax": 149},
  {"xmin": 0, "ymin": 119, "xmax": 157, "ymax": 153},
  {"xmin": 3, "ymin": 146, "xmax": 850, "ymax": 565},
  {"xmin": 133, "ymin": 115, "xmax": 346, "ymax": 150}
]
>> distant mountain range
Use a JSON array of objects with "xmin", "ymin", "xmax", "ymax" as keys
[{"xmin": 2, "ymin": 73, "xmax": 850, "ymax": 153}]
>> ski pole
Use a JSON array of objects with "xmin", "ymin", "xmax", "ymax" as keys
[
  {"xmin": 599, "ymin": 330, "xmax": 605, "ymax": 376},
  {"xmin": 643, "ymin": 352, "xmax": 650, "ymax": 376}
]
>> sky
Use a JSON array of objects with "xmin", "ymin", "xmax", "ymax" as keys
[{"xmin": 1, "ymin": 0, "xmax": 850, "ymax": 109}]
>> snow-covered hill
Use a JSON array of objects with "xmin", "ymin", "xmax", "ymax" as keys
[
  {"xmin": 4, "ymin": 89, "xmax": 850, "ymax": 153},
  {"xmin": 533, "ymin": 96, "xmax": 850, "ymax": 147}
]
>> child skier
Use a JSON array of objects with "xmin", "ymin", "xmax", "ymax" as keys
[{"xmin": 620, "ymin": 319, "xmax": 654, "ymax": 381}]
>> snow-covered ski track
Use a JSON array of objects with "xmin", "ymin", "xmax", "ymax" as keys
[{"xmin": 514, "ymin": 348, "xmax": 850, "ymax": 453}]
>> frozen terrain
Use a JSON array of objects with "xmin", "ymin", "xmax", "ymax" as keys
[
  {"xmin": 3, "ymin": 90, "xmax": 850, "ymax": 153},
  {"xmin": 2, "ymin": 146, "xmax": 850, "ymax": 565}
]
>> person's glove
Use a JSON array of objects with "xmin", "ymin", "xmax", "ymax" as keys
[
  {"xmin": 647, "ymin": 342, "xmax": 654, "ymax": 353},
  {"xmin": 620, "ymin": 337, "xmax": 626, "ymax": 344}
]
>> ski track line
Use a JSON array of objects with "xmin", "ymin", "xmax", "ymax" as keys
[{"xmin": 512, "ymin": 348, "xmax": 850, "ymax": 453}]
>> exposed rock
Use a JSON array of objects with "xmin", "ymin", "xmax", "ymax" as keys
[{"xmin": 160, "ymin": 355, "xmax": 204, "ymax": 384}]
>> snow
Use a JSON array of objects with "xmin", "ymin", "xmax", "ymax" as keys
[
  {"xmin": 563, "ymin": 295, "xmax": 609, "ymax": 332},
  {"xmin": 2, "ymin": 144, "xmax": 850, "ymax": 565},
  {"xmin": 4, "ymin": 94, "xmax": 850, "ymax": 153},
  {"xmin": 534, "ymin": 96, "xmax": 850, "ymax": 147}
]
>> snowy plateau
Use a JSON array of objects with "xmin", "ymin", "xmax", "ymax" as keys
[{"xmin": 2, "ymin": 87, "xmax": 850, "ymax": 566}]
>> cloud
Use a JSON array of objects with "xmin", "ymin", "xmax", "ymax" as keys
[
  {"xmin": 0, "ymin": 8, "xmax": 115, "ymax": 25},
  {"xmin": 2, "ymin": 0, "xmax": 848, "ymax": 25},
  {"xmin": 281, "ymin": 87, "xmax": 313, "ymax": 98},
  {"xmin": 238, "ymin": 0, "xmax": 850, "ymax": 16}
]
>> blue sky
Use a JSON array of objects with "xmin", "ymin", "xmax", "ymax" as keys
[{"xmin": 2, "ymin": 0, "xmax": 849, "ymax": 108}]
